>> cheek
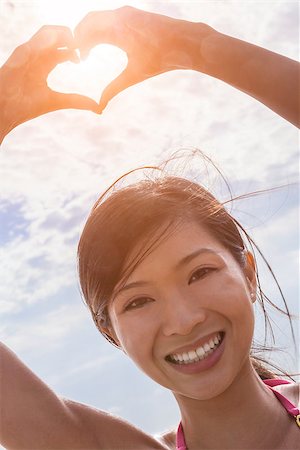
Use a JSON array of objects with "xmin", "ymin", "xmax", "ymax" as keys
[
  {"xmin": 110, "ymin": 314, "xmax": 164, "ymax": 378},
  {"xmin": 207, "ymin": 270, "xmax": 254, "ymax": 320},
  {"xmin": 221, "ymin": 275, "xmax": 255, "ymax": 341},
  {"xmin": 110, "ymin": 314, "xmax": 152, "ymax": 359}
]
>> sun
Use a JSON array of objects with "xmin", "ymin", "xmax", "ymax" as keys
[{"xmin": 48, "ymin": 43, "xmax": 127, "ymax": 103}]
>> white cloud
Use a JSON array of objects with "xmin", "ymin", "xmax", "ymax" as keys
[{"xmin": 2, "ymin": 302, "xmax": 86, "ymax": 351}]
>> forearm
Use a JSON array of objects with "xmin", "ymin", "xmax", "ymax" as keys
[{"xmin": 184, "ymin": 23, "xmax": 299, "ymax": 127}]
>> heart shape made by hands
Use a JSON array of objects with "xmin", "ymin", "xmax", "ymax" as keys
[{"xmin": 48, "ymin": 44, "xmax": 127, "ymax": 104}]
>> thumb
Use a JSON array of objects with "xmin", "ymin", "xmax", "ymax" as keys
[
  {"xmin": 49, "ymin": 91, "xmax": 101, "ymax": 114},
  {"xmin": 99, "ymin": 66, "xmax": 141, "ymax": 112}
]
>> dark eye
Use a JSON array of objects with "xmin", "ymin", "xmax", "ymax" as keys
[
  {"xmin": 188, "ymin": 267, "xmax": 215, "ymax": 285},
  {"xmin": 124, "ymin": 297, "xmax": 153, "ymax": 312}
]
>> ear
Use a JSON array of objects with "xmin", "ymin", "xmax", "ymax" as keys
[
  {"xmin": 101, "ymin": 325, "xmax": 122, "ymax": 349},
  {"xmin": 244, "ymin": 251, "xmax": 257, "ymax": 302}
]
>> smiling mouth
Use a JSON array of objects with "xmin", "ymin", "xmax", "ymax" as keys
[{"xmin": 165, "ymin": 332, "xmax": 225, "ymax": 365}]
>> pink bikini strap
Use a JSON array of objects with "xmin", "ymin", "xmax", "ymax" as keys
[
  {"xmin": 263, "ymin": 379, "xmax": 300, "ymax": 417},
  {"xmin": 176, "ymin": 422, "xmax": 187, "ymax": 450}
]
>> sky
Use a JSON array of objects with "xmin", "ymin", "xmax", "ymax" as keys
[{"xmin": 0, "ymin": 0, "xmax": 299, "ymax": 439}]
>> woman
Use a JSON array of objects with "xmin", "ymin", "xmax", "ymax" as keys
[{"xmin": 0, "ymin": 6, "xmax": 299, "ymax": 450}]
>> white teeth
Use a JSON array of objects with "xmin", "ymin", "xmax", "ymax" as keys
[
  {"xmin": 168, "ymin": 333, "xmax": 223, "ymax": 365},
  {"xmin": 188, "ymin": 350, "xmax": 197, "ymax": 360},
  {"xmin": 196, "ymin": 346, "xmax": 205, "ymax": 358},
  {"xmin": 182, "ymin": 353, "xmax": 189, "ymax": 362},
  {"xmin": 204, "ymin": 343, "xmax": 210, "ymax": 352}
]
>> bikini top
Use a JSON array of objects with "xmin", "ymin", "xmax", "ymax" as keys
[{"xmin": 176, "ymin": 379, "xmax": 300, "ymax": 450}]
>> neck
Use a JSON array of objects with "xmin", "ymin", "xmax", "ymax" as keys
[{"xmin": 174, "ymin": 362, "xmax": 289, "ymax": 450}]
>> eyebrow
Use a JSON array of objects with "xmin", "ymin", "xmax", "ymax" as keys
[
  {"xmin": 175, "ymin": 248, "xmax": 217, "ymax": 270},
  {"xmin": 114, "ymin": 248, "xmax": 218, "ymax": 297}
]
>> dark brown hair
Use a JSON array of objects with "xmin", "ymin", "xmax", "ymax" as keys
[{"xmin": 78, "ymin": 164, "xmax": 296, "ymax": 381}]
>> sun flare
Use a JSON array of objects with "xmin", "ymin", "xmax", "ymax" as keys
[
  {"xmin": 37, "ymin": 1, "xmax": 128, "ymax": 101},
  {"xmin": 37, "ymin": 0, "xmax": 124, "ymax": 28}
]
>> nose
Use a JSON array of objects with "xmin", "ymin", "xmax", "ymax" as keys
[{"xmin": 161, "ymin": 291, "xmax": 207, "ymax": 337}]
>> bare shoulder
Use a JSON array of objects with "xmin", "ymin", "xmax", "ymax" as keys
[
  {"xmin": 271, "ymin": 381, "xmax": 300, "ymax": 408},
  {"xmin": 65, "ymin": 398, "xmax": 172, "ymax": 449}
]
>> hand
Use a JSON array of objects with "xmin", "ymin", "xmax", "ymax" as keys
[
  {"xmin": 0, "ymin": 25, "xmax": 100, "ymax": 143},
  {"xmin": 74, "ymin": 6, "xmax": 211, "ymax": 111}
]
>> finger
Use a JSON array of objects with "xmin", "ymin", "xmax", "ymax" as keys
[
  {"xmin": 74, "ymin": 10, "xmax": 127, "ymax": 59},
  {"xmin": 49, "ymin": 91, "xmax": 101, "ymax": 114},
  {"xmin": 49, "ymin": 49, "xmax": 80, "ymax": 68},
  {"xmin": 74, "ymin": 11, "xmax": 112, "ymax": 55},
  {"xmin": 34, "ymin": 48, "xmax": 80, "ymax": 78},
  {"xmin": 29, "ymin": 25, "xmax": 77, "ymax": 55},
  {"xmin": 99, "ymin": 66, "xmax": 142, "ymax": 111}
]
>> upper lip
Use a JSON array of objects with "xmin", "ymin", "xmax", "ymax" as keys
[{"xmin": 165, "ymin": 330, "xmax": 224, "ymax": 357}]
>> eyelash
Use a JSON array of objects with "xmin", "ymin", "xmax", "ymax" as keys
[
  {"xmin": 188, "ymin": 266, "xmax": 216, "ymax": 285},
  {"xmin": 124, "ymin": 297, "xmax": 153, "ymax": 312}
]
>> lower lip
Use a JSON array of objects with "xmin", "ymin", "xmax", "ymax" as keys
[{"xmin": 167, "ymin": 334, "xmax": 226, "ymax": 375}]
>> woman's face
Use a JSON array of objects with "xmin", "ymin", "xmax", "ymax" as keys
[{"xmin": 107, "ymin": 220, "xmax": 256, "ymax": 400}]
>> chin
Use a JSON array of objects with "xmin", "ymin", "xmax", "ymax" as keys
[
  {"xmin": 171, "ymin": 361, "xmax": 252, "ymax": 402},
  {"xmin": 173, "ymin": 376, "xmax": 232, "ymax": 402}
]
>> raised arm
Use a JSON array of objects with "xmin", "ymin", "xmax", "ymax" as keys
[
  {"xmin": 0, "ymin": 26, "xmax": 99, "ymax": 145},
  {"xmin": 0, "ymin": 341, "xmax": 168, "ymax": 449},
  {"xmin": 192, "ymin": 29, "xmax": 299, "ymax": 128},
  {"xmin": 75, "ymin": 6, "xmax": 299, "ymax": 127},
  {"xmin": 0, "ymin": 342, "xmax": 97, "ymax": 449}
]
